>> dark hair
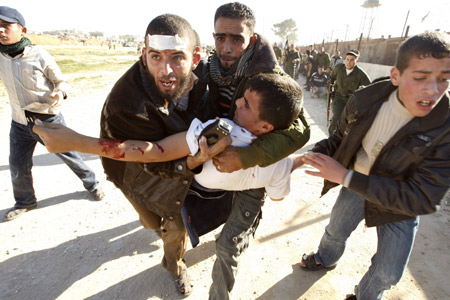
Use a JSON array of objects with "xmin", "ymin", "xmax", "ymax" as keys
[
  {"xmin": 214, "ymin": 2, "xmax": 255, "ymax": 33},
  {"xmin": 395, "ymin": 31, "xmax": 450, "ymax": 73},
  {"xmin": 248, "ymin": 73, "xmax": 303, "ymax": 130},
  {"xmin": 306, "ymin": 50, "xmax": 310, "ymax": 55},
  {"xmin": 145, "ymin": 14, "xmax": 196, "ymax": 52}
]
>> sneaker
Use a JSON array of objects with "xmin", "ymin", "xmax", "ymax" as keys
[
  {"xmin": 90, "ymin": 187, "xmax": 105, "ymax": 201},
  {"xmin": 4, "ymin": 205, "xmax": 37, "ymax": 221}
]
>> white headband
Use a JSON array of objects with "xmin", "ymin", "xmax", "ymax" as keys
[{"xmin": 147, "ymin": 34, "xmax": 188, "ymax": 50}]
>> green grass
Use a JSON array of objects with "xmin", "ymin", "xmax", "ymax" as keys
[
  {"xmin": 57, "ymin": 59, "xmax": 137, "ymax": 73},
  {"xmin": 47, "ymin": 47, "xmax": 139, "ymax": 74}
]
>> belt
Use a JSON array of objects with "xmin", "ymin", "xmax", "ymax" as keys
[{"xmin": 25, "ymin": 110, "xmax": 56, "ymax": 123}]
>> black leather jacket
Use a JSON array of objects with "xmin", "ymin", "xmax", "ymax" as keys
[
  {"xmin": 313, "ymin": 79, "xmax": 450, "ymax": 226},
  {"xmin": 99, "ymin": 60, "xmax": 208, "ymax": 220}
]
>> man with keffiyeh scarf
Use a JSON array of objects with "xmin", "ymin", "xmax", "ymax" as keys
[
  {"xmin": 188, "ymin": 2, "xmax": 311, "ymax": 299},
  {"xmin": 0, "ymin": 6, "xmax": 103, "ymax": 222}
]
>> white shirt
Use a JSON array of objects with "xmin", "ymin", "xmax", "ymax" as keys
[
  {"xmin": 0, "ymin": 45, "xmax": 70, "ymax": 125},
  {"xmin": 186, "ymin": 118, "xmax": 293, "ymax": 199},
  {"xmin": 354, "ymin": 90, "xmax": 414, "ymax": 175}
]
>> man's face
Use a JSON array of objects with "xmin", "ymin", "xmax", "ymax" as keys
[
  {"xmin": 233, "ymin": 88, "xmax": 271, "ymax": 136},
  {"xmin": 213, "ymin": 17, "xmax": 253, "ymax": 70},
  {"xmin": 345, "ymin": 54, "xmax": 357, "ymax": 70},
  {"xmin": 0, "ymin": 19, "xmax": 25, "ymax": 45},
  {"xmin": 142, "ymin": 38, "xmax": 199, "ymax": 101},
  {"xmin": 391, "ymin": 56, "xmax": 450, "ymax": 117},
  {"xmin": 318, "ymin": 67, "xmax": 324, "ymax": 74}
]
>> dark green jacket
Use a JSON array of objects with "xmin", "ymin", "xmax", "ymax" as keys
[
  {"xmin": 330, "ymin": 63, "xmax": 371, "ymax": 100},
  {"xmin": 204, "ymin": 34, "xmax": 310, "ymax": 169},
  {"xmin": 315, "ymin": 52, "xmax": 331, "ymax": 69}
]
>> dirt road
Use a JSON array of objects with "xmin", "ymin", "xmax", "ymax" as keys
[{"xmin": 0, "ymin": 69, "xmax": 449, "ymax": 300}]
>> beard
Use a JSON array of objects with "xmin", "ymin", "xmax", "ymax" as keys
[{"xmin": 145, "ymin": 66, "xmax": 193, "ymax": 103}]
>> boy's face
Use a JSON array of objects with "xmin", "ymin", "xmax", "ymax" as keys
[
  {"xmin": 233, "ymin": 89, "xmax": 273, "ymax": 136},
  {"xmin": 391, "ymin": 56, "xmax": 450, "ymax": 117},
  {"xmin": 213, "ymin": 17, "xmax": 253, "ymax": 70},
  {"xmin": 0, "ymin": 19, "xmax": 26, "ymax": 45},
  {"xmin": 142, "ymin": 37, "xmax": 199, "ymax": 102},
  {"xmin": 345, "ymin": 54, "xmax": 357, "ymax": 70}
]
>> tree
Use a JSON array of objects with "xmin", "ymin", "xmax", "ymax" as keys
[{"xmin": 272, "ymin": 19, "xmax": 298, "ymax": 44}]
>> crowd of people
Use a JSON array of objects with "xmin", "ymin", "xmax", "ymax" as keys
[{"xmin": 1, "ymin": 2, "xmax": 449, "ymax": 300}]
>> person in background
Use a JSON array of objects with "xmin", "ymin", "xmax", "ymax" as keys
[
  {"xmin": 315, "ymin": 46, "xmax": 331, "ymax": 70},
  {"xmin": 283, "ymin": 43, "xmax": 300, "ymax": 78},
  {"xmin": 0, "ymin": 6, "xmax": 103, "ymax": 222},
  {"xmin": 330, "ymin": 50, "xmax": 344, "ymax": 69},
  {"xmin": 309, "ymin": 65, "xmax": 328, "ymax": 98},
  {"xmin": 328, "ymin": 49, "xmax": 370, "ymax": 135},
  {"xmin": 272, "ymin": 42, "xmax": 282, "ymax": 65}
]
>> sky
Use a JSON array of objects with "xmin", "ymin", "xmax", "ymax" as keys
[{"xmin": 3, "ymin": 0, "xmax": 449, "ymax": 46}]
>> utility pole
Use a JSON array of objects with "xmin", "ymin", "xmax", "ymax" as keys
[
  {"xmin": 401, "ymin": 10, "xmax": 410, "ymax": 39},
  {"xmin": 344, "ymin": 24, "xmax": 349, "ymax": 41}
]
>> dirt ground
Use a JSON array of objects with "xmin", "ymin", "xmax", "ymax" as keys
[{"xmin": 0, "ymin": 60, "xmax": 449, "ymax": 300}]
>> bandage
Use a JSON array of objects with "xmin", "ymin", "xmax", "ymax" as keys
[{"xmin": 147, "ymin": 34, "xmax": 188, "ymax": 50}]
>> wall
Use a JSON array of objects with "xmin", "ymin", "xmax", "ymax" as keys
[
  {"xmin": 358, "ymin": 62, "xmax": 392, "ymax": 81},
  {"xmin": 301, "ymin": 36, "xmax": 403, "ymax": 66}
]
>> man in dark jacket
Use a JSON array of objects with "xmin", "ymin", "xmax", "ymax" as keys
[
  {"xmin": 298, "ymin": 31, "xmax": 450, "ymax": 300},
  {"xmin": 272, "ymin": 42, "xmax": 282, "ymax": 64},
  {"xmin": 315, "ymin": 46, "xmax": 331, "ymax": 70},
  {"xmin": 309, "ymin": 65, "xmax": 328, "ymax": 98},
  {"xmin": 328, "ymin": 49, "xmax": 370, "ymax": 135},
  {"xmin": 283, "ymin": 43, "xmax": 300, "ymax": 78},
  {"xmin": 98, "ymin": 14, "xmax": 229, "ymax": 297},
  {"xmin": 199, "ymin": 2, "xmax": 310, "ymax": 299}
]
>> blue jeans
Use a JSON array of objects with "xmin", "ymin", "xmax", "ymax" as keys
[
  {"xmin": 9, "ymin": 113, "xmax": 98, "ymax": 208},
  {"xmin": 209, "ymin": 188, "xmax": 265, "ymax": 300},
  {"xmin": 314, "ymin": 187, "xmax": 419, "ymax": 300}
]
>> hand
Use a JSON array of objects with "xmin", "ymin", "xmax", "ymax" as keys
[
  {"xmin": 212, "ymin": 146, "xmax": 242, "ymax": 173},
  {"xmin": 187, "ymin": 135, "xmax": 232, "ymax": 170},
  {"xmin": 49, "ymin": 91, "xmax": 64, "ymax": 108},
  {"xmin": 302, "ymin": 152, "xmax": 348, "ymax": 184},
  {"xmin": 290, "ymin": 154, "xmax": 306, "ymax": 172},
  {"xmin": 32, "ymin": 120, "xmax": 82, "ymax": 153}
]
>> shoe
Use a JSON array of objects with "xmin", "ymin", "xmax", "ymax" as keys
[
  {"xmin": 90, "ymin": 187, "xmax": 105, "ymax": 201},
  {"xmin": 174, "ymin": 264, "xmax": 193, "ymax": 297},
  {"xmin": 344, "ymin": 294, "xmax": 357, "ymax": 300},
  {"xmin": 299, "ymin": 252, "xmax": 337, "ymax": 271},
  {"xmin": 4, "ymin": 205, "xmax": 37, "ymax": 221}
]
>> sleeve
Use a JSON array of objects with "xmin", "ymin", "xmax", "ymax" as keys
[
  {"xmin": 264, "ymin": 157, "xmax": 293, "ymax": 199},
  {"xmin": 185, "ymin": 118, "xmax": 215, "ymax": 155},
  {"xmin": 103, "ymin": 111, "xmax": 195, "ymax": 178},
  {"xmin": 41, "ymin": 48, "xmax": 70, "ymax": 98},
  {"xmin": 348, "ymin": 141, "xmax": 450, "ymax": 216},
  {"xmin": 330, "ymin": 66, "xmax": 338, "ymax": 86},
  {"xmin": 360, "ymin": 69, "xmax": 371, "ymax": 86},
  {"xmin": 237, "ymin": 109, "xmax": 310, "ymax": 169}
]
